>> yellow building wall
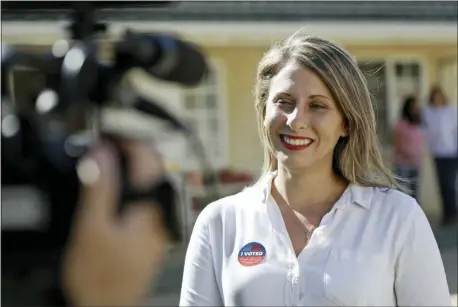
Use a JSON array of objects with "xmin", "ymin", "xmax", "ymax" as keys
[{"xmin": 201, "ymin": 46, "xmax": 267, "ymax": 173}]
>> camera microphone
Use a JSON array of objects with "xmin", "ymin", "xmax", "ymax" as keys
[{"xmin": 115, "ymin": 31, "xmax": 208, "ymax": 86}]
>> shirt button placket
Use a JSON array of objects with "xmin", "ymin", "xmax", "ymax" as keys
[
  {"xmin": 291, "ymin": 270, "xmax": 300, "ymax": 306},
  {"xmin": 286, "ymin": 258, "xmax": 300, "ymax": 307},
  {"xmin": 285, "ymin": 261, "xmax": 297, "ymax": 306}
]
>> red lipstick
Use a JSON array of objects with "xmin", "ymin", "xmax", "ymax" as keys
[{"xmin": 279, "ymin": 134, "xmax": 313, "ymax": 151}]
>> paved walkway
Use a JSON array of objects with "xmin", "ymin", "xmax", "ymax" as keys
[{"xmin": 147, "ymin": 224, "xmax": 458, "ymax": 306}]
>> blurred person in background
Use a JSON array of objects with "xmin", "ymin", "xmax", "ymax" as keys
[
  {"xmin": 422, "ymin": 86, "xmax": 458, "ymax": 227},
  {"xmin": 393, "ymin": 95, "xmax": 424, "ymax": 201},
  {"xmin": 61, "ymin": 140, "xmax": 170, "ymax": 306},
  {"xmin": 179, "ymin": 34, "xmax": 451, "ymax": 306}
]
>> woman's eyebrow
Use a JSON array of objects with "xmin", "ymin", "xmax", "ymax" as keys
[
  {"xmin": 273, "ymin": 91, "xmax": 294, "ymax": 99},
  {"xmin": 309, "ymin": 94, "xmax": 331, "ymax": 101},
  {"xmin": 272, "ymin": 92, "xmax": 331, "ymax": 101}
]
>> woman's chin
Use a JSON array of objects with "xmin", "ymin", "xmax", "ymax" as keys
[{"xmin": 276, "ymin": 154, "xmax": 314, "ymax": 172}]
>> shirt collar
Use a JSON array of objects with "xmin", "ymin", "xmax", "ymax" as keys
[
  {"xmin": 349, "ymin": 184, "xmax": 373, "ymax": 209},
  {"xmin": 256, "ymin": 171, "xmax": 373, "ymax": 210}
]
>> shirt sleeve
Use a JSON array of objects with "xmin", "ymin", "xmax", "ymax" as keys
[
  {"xmin": 452, "ymin": 106, "xmax": 457, "ymax": 134},
  {"xmin": 394, "ymin": 205, "xmax": 451, "ymax": 306},
  {"xmin": 179, "ymin": 210, "xmax": 223, "ymax": 306}
]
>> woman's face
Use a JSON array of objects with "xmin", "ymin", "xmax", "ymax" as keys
[
  {"xmin": 410, "ymin": 99, "xmax": 421, "ymax": 119},
  {"xmin": 264, "ymin": 61, "xmax": 347, "ymax": 172},
  {"xmin": 432, "ymin": 91, "xmax": 445, "ymax": 106}
]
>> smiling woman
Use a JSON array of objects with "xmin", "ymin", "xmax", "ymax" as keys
[
  {"xmin": 264, "ymin": 62, "xmax": 349, "ymax": 177},
  {"xmin": 179, "ymin": 33, "xmax": 451, "ymax": 307}
]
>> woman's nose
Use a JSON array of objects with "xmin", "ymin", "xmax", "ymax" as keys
[{"xmin": 286, "ymin": 107, "xmax": 308, "ymax": 131}]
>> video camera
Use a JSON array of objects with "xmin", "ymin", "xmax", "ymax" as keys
[{"xmin": 2, "ymin": 2, "xmax": 216, "ymax": 305}]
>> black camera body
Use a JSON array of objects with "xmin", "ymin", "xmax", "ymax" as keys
[{"xmin": 2, "ymin": 2, "xmax": 212, "ymax": 305}]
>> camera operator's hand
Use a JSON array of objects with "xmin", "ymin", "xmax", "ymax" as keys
[{"xmin": 62, "ymin": 140, "xmax": 169, "ymax": 307}]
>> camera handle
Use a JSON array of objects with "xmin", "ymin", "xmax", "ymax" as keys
[{"xmin": 58, "ymin": 2, "xmax": 182, "ymax": 242}]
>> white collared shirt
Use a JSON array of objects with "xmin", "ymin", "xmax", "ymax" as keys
[{"xmin": 179, "ymin": 172, "xmax": 451, "ymax": 306}]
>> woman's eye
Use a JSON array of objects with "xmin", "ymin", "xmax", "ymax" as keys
[
  {"xmin": 310, "ymin": 103, "xmax": 326, "ymax": 109},
  {"xmin": 276, "ymin": 99, "xmax": 292, "ymax": 105}
]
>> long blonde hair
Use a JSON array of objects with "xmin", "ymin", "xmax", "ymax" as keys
[{"xmin": 253, "ymin": 34, "xmax": 403, "ymax": 191}]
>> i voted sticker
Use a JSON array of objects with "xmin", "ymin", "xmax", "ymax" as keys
[{"xmin": 238, "ymin": 242, "xmax": 266, "ymax": 266}]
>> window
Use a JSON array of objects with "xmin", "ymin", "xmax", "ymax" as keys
[
  {"xmin": 391, "ymin": 61, "xmax": 423, "ymax": 128},
  {"xmin": 120, "ymin": 63, "xmax": 226, "ymax": 173},
  {"xmin": 394, "ymin": 62, "xmax": 421, "ymax": 103},
  {"xmin": 358, "ymin": 60, "xmax": 424, "ymax": 147},
  {"xmin": 358, "ymin": 61, "xmax": 389, "ymax": 145},
  {"xmin": 181, "ymin": 63, "xmax": 227, "ymax": 170}
]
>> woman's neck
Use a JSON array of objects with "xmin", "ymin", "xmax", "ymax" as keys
[
  {"xmin": 431, "ymin": 102, "xmax": 447, "ymax": 108},
  {"xmin": 273, "ymin": 163, "xmax": 348, "ymax": 215}
]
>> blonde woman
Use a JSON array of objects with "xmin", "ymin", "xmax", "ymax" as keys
[{"xmin": 179, "ymin": 35, "xmax": 450, "ymax": 306}]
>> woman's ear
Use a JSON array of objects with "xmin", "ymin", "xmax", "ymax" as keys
[{"xmin": 340, "ymin": 120, "xmax": 350, "ymax": 137}]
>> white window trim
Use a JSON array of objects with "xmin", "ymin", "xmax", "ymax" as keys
[{"xmin": 207, "ymin": 58, "xmax": 229, "ymax": 169}]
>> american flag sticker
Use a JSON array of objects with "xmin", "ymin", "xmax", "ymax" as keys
[{"xmin": 238, "ymin": 242, "xmax": 266, "ymax": 266}]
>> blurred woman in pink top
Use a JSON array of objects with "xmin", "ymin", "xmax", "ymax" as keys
[{"xmin": 393, "ymin": 96, "xmax": 424, "ymax": 200}]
